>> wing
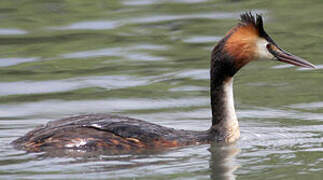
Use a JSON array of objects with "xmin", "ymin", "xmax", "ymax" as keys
[{"xmin": 12, "ymin": 114, "xmax": 188, "ymax": 153}]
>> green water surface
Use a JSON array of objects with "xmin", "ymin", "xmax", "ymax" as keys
[{"xmin": 0, "ymin": 0, "xmax": 322, "ymax": 179}]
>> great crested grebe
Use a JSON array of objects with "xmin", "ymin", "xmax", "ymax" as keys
[{"xmin": 12, "ymin": 12, "xmax": 315, "ymax": 153}]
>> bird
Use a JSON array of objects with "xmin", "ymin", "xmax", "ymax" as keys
[{"xmin": 12, "ymin": 12, "xmax": 315, "ymax": 154}]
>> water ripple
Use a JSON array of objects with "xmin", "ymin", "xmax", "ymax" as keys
[
  {"xmin": 183, "ymin": 36, "xmax": 222, "ymax": 43},
  {"xmin": 0, "ymin": 97, "xmax": 209, "ymax": 118},
  {"xmin": 298, "ymin": 64, "xmax": 323, "ymax": 71},
  {"xmin": 0, "ymin": 28, "xmax": 27, "ymax": 35},
  {"xmin": 0, "ymin": 75, "xmax": 149, "ymax": 96},
  {"xmin": 61, "ymin": 45, "xmax": 168, "ymax": 61},
  {"xmin": 0, "ymin": 57, "xmax": 39, "ymax": 67},
  {"xmin": 51, "ymin": 21, "xmax": 120, "ymax": 30},
  {"xmin": 175, "ymin": 69, "xmax": 209, "ymax": 80},
  {"xmin": 288, "ymin": 101, "xmax": 323, "ymax": 110},
  {"xmin": 129, "ymin": 12, "xmax": 238, "ymax": 24},
  {"xmin": 123, "ymin": 0, "xmax": 209, "ymax": 6},
  {"xmin": 238, "ymin": 107, "xmax": 323, "ymax": 121}
]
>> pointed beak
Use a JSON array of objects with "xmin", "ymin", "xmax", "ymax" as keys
[{"xmin": 267, "ymin": 44, "xmax": 316, "ymax": 69}]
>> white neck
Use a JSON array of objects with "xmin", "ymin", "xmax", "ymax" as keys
[
  {"xmin": 223, "ymin": 78, "xmax": 238, "ymax": 126},
  {"xmin": 210, "ymin": 78, "xmax": 240, "ymax": 143}
]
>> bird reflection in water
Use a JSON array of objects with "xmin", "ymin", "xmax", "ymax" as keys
[{"xmin": 209, "ymin": 142, "xmax": 240, "ymax": 180}]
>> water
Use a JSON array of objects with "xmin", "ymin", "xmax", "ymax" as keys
[{"xmin": 0, "ymin": 0, "xmax": 322, "ymax": 179}]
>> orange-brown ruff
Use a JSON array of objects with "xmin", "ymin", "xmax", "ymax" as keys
[
  {"xmin": 12, "ymin": 12, "xmax": 315, "ymax": 154},
  {"xmin": 224, "ymin": 23, "xmax": 259, "ymax": 69}
]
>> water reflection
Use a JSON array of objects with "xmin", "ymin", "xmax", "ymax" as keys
[
  {"xmin": 16, "ymin": 141, "xmax": 240, "ymax": 180},
  {"xmin": 209, "ymin": 143, "xmax": 240, "ymax": 180}
]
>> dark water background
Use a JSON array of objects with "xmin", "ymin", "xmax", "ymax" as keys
[{"xmin": 0, "ymin": 0, "xmax": 322, "ymax": 179}]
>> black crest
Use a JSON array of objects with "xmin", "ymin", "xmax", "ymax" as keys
[{"xmin": 240, "ymin": 12, "xmax": 268, "ymax": 39}]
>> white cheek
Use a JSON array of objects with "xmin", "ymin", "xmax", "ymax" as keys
[{"xmin": 256, "ymin": 39, "xmax": 274, "ymax": 60}]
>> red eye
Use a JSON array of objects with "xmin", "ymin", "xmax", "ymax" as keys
[{"xmin": 266, "ymin": 43, "xmax": 271, "ymax": 49}]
